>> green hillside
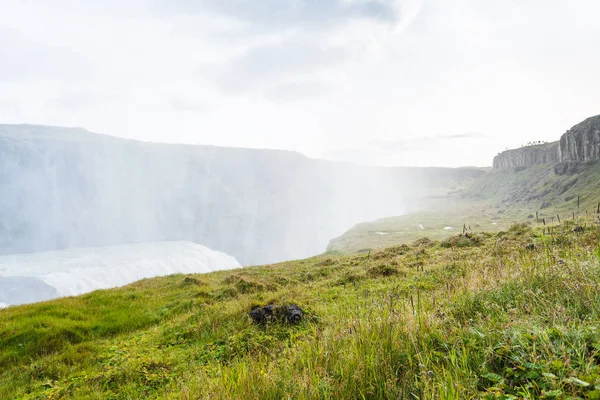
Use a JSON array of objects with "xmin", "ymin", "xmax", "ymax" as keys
[
  {"xmin": 328, "ymin": 162, "xmax": 600, "ymax": 253},
  {"xmin": 1, "ymin": 218, "xmax": 600, "ymax": 399}
]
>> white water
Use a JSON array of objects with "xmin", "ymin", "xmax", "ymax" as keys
[{"xmin": 0, "ymin": 241, "xmax": 241, "ymax": 306}]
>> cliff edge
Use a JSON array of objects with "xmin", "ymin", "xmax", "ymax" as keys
[
  {"xmin": 492, "ymin": 142, "xmax": 559, "ymax": 169},
  {"xmin": 493, "ymin": 114, "xmax": 600, "ymax": 169}
]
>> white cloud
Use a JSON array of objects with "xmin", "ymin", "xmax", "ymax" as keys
[{"xmin": 0, "ymin": 0, "xmax": 599, "ymax": 166}]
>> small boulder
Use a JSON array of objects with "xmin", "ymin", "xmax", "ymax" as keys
[
  {"xmin": 525, "ymin": 243, "xmax": 536, "ymax": 251},
  {"xmin": 250, "ymin": 304, "xmax": 304, "ymax": 325},
  {"xmin": 280, "ymin": 305, "xmax": 303, "ymax": 324},
  {"xmin": 249, "ymin": 305, "xmax": 274, "ymax": 324},
  {"xmin": 573, "ymin": 225, "xmax": 584, "ymax": 233}
]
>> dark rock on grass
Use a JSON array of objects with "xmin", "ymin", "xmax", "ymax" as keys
[
  {"xmin": 573, "ymin": 225, "xmax": 585, "ymax": 233},
  {"xmin": 540, "ymin": 201, "xmax": 552, "ymax": 209},
  {"xmin": 281, "ymin": 305, "xmax": 303, "ymax": 324},
  {"xmin": 525, "ymin": 243, "xmax": 536, "ymax": 251},
  {"xmin": 250, "ymin": 305, "xmax": 274, "ymax": 324},
  {"xmin": 250, "ymin": 304, "xmax": 304, "ymax": 325}
]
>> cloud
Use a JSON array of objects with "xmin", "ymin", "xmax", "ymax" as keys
[
  {"xmin": 0, "ymin": 0, "xmax": 422, "ymax": 113},
  {"xmin": 0, "ymin": 27, "xmax": 88, "ymax": 82},
  {"xmin": 264, "ymin": 80, "xmax": 334, "ymax": 102},
  {"xmin": 0, "ymin": 99, "xmax": 22, "ymax": 119},
  {"xmin": 208, "ymin": 40, "xmax": 347, "ymax": 93},
  {"xmin": 365, "ymin": 133, "xmax": 487, "ymax": 152},
  {"xmin": 165, "ymin": 0, "xmax": 422, "ymax": 96},
  {"xmin": 161, "ymin": 0, "xmax": 400, "ymax": 28},
  {"xmin": 2, "ymin": 0, "xmax": 600, "ymax": 168},
  {"xmin": 168, "ymin": 97, "xmax": 208, "ymax": 113},
  {"xmin": 323, "ymin": 132, "xmax": 490, "ymax": 167},
  {"xmin": 45, "ymin": 92, "xmax": 111, "ymax": 112}
]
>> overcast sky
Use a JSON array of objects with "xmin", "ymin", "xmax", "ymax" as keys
[{"xmin": 1, "ymin": 0, "xmax": 599, "ymax": 167}]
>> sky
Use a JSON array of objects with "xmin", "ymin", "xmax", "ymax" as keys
[{"xmin": 1, "ymin": 0, "xmax": 599, "ymax": 167}]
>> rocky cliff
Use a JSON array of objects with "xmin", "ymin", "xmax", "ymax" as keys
[
  {"xmin": 492, "ymin": 142, "xmax": 559, "ymax": 169},
  {"xmin": 0, "ymin": 125, "xmax": 484, "ymax": 265},
  {"xmin": 493, "ymin": 114, "xmax": 600, "ymax": 169},
  {"xmin": 558, "ymin": 115, "xmax": 600, "ymax": 162}
]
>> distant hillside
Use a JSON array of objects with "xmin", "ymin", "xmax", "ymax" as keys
[
  {"xmin": 330, "ymin": 114, "xmax": 600, "ymax": 253},
  {"xmin": 463, "ymin": 162, "xmax": 600, "ymax": 209},
  {"xmin": 0, "ymin": 124, "xmax": 483, "ymax": 265}
]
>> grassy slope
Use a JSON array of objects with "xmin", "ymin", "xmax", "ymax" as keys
[
  {"xmin": 1, "ymin": 218, "xmax": 600, "ymax": 399},
  {"xmin": 328, "ymin": 162, "xmax": 600, "ymax": 253}
]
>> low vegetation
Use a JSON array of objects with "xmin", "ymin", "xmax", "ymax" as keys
[
  {"xmin": 329, "ymin": 162, "xmax": 600, "ymax": 254},
  {"xmin": 1, "ymin": 215, "xmax": 599, "ymax": 399}
]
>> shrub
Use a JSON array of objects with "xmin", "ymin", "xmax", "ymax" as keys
[
  {"xmin": 508, "ymin": 223, "xmax": 530, "ymax": 235},
  {"xmin": 413, "ymin": 237, "xmax": 435, "ymax": 248},
  {"xmin": 367, "ymin": 263, "xmax": 399, "ymax": 277},
  {"xmin": 441, "ymin": 233, "xmax": 487, "ymax": 248}
]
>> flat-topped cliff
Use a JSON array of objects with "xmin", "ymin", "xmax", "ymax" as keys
[{"xmin": 492, "ymin": 142, "xmax": 559, "ymax": 169}]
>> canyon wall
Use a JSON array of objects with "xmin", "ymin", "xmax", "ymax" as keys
[
  {"xmin": 0, "ymin": 125, "xmax": 483, "ymax": 265},
  {"xmin": 492, "ymin": 142, "xmax": 559, "ymax": 169}
]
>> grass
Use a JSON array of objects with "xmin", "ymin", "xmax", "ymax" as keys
[
  {"xmin": 327, "ymin": 204, "xmax": 516, "ymax": 253},
  {"xmin": 328, "ymin": 162, "xmax": 600, "ymax": 254},
  {"xmin": 1, "ymin": 215, "xmax": 600, "ymax": 399}
]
